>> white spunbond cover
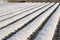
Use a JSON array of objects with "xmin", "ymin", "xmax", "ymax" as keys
[{"xmin": 0, "ymin": 0, "xmax": 7, "ymax": 4}]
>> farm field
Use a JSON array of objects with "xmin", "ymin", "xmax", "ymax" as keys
[{"xmin": 0, "ymin": 2, "xmax": 60, "ymax": 40}]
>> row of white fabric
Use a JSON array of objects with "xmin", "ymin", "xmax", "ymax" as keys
[{"xmin": 0, "ymin": 2, "xmax": 60, "ymax": 40}]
